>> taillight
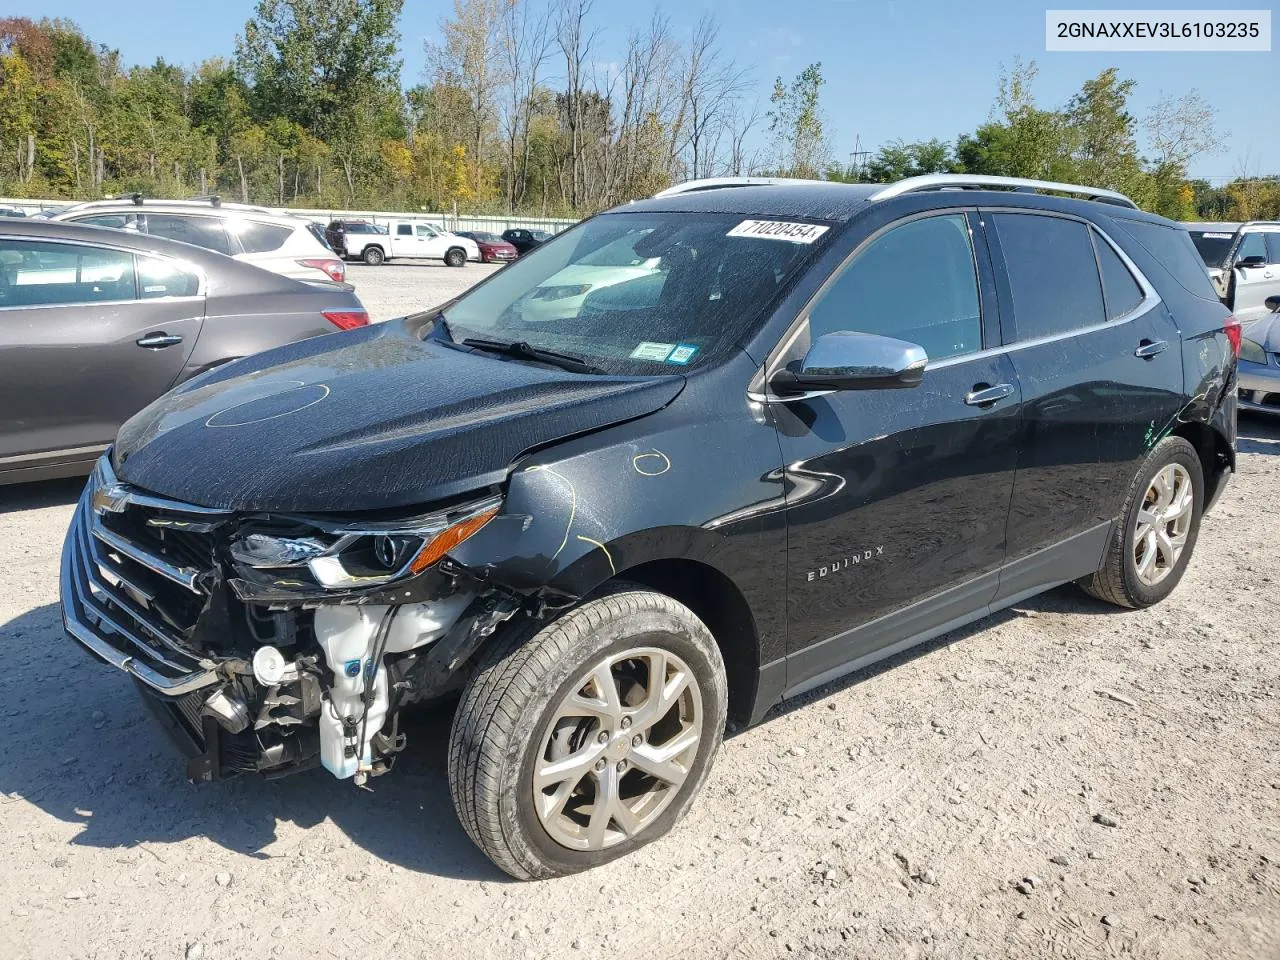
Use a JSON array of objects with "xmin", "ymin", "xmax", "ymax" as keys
[
  {"xmin": 323, "ymin": 310, "xmax": 370, "ymax": 330},
  {"xmin": 299, "ymin": 258, "xmax": 345, "ymax": 282},
  {"xmin": 1224, "ymin": 316, "xmax": 1241, "ymax": 357}
]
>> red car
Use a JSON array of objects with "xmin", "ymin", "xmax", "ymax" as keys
[{"xmin": 456, "ymin": 231, "xmax": 519, "ymax": 264}]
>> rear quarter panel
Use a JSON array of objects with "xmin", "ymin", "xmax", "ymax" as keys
[
  {"xmin": 179, "ymin": 288, "xmax": 354, "ymax": 380},
  {"xmin": 1105, "ymin": 213, "xmax": 1237, "ymax": 477}
]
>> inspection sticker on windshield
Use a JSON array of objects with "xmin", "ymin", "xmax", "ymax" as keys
[
  {"xmin": 631, "ymin": 341, "xmax": 676, "ymax": 361},
  {"xmin": 667, "ymin": 344, "xmax": 699, "ymax": 365},
  {"xmin": 727, "ymin": 220, "xmax": 829, "ymax": 244}
]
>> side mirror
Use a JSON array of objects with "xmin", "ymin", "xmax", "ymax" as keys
[
  {"xmin": 1236, "ymin": 255, "xmax": 1267, "ymax": 270},
  {"xmin": 1266, "ymin": 295, "xmax": 1280, "ymax": 313},
  {"xmin": 770, "ymin": 331, "xmax": 928, "ymax": 395}
]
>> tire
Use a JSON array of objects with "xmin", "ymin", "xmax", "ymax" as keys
[
  {"xmin": 444, "ymin": 247, "xmax": 467, "ymax": 268},
  {"xmin": 362, "ymin": 245, "xmax": 385, "ymax": 266},
  {"xmin": 448, "ymin": 585, "xmax": 728, "ymax": 880},
  {"xmin": 1080, "ymin": 436, "xmax": 1203, "ymax": 609}
]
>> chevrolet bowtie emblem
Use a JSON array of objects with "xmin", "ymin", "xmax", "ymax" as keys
[{"xmin": 91, "ymin": 482, "xmax": 132, "ymax": 515}]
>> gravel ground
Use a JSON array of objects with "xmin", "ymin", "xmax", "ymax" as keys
[
  {"xmin": 346, "ymin": 261, "xmax": 502, "ymax": 323},
  {"xmin": 1, "ymin": 266, "xmax": 1278, "ymax": 959}
]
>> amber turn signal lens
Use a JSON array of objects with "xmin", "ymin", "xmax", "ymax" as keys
[{"xmin": 408, "ymin": 507, "xmax": 500, "ymax": 574}]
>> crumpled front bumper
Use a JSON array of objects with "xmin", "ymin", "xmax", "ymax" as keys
[{"xmin": 60, "ymin": 480, "xmax": 221, "ymax": 696}]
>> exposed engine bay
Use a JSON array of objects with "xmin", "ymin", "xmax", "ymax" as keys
[{"xmin": 63, "ymin": 454, "xmax": 522, "ymax": 785}]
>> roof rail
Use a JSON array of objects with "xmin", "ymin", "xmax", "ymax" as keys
[
  {"xmin": 869, "ymin": 174, "xmax": 1138, "ymax": 209},
  {"xmin": 653, "ymin": 176, "xmax": 826, "ymax": 198},
  {"xmin": 187, "ymin": 194, "xmax": 223, "ymax": 207}
]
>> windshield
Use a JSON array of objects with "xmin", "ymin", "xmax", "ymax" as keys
[
  {"xmin": 1188, "ymin": 229, "xmax": 1235, "ymax": 268},
  {"xmin": 471, "ymin": 232, "xmax": 502, "ymax": 243},
  {"xmin": 440, "ymin": 212, "xmax": 828, "ymax": 373}
]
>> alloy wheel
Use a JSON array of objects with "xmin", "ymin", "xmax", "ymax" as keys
[
  {"xmin": 1133, "ymin": 462, "xmax": 1193, "ymax": 586},
  {"xmin": 533, "ymin": 647, "xmax": 703, "ymax": 851}
]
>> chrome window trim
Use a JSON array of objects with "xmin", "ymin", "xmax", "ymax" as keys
[
  {"xmin": 0, "ymin": 234, "xmax": 208, "ymax": 308},
  {"xmin": 749, "ymin": 207, "xmax": 1163, "ymax": 398}
]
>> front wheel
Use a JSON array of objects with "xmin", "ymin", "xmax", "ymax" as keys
[
  {"xmin": 1081, "ymin": 435, "xmax": 1203, "ymax": 608},
  {"xmin": 444, "ymin": 247, "xmax": 467, "ymax": 268},
  {"xmin": 448, "ymin": 587, "xmax": 728, "ymax": 880}
]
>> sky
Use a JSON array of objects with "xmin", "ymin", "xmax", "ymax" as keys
[{"xmin": 28, "ymin": 0, "xmax": 1280, "ymax": 181}]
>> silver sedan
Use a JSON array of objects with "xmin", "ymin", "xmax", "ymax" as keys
[{"xmin": 1239, "ymin": 304, "xmax": 1280, "ymax": 415}]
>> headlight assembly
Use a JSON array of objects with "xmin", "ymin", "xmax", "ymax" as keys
[
  {"xmin": 228, "ymin": 495, "xmax": 502, "ymax": 592},
  {"xmin": 1239, "ymin": 337, "xmax": 1267, "ymax": 365}
]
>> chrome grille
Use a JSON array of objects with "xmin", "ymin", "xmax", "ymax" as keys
[{"xmin": 61, "ymin": 458, "xmax": 230, "ymax": 696}]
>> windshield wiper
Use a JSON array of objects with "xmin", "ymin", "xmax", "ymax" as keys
[{"xmin": 460, "ymin": 337, "xmax": 606, "ymax": 375}]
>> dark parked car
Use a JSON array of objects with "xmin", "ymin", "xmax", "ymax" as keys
[
  {"xmin": 1, "ymin": 219, "xmax": 368, "ymax": 485},
  {"xmin": 455, "ymin": 230, "xmax": 519, "ymax": 263},
  {"xmin": 501, "ymin": 227, "xmax": 552, "ymax": 256},
  {"xmin": 61, "ymin": 175, "xmax": 1236, "ymax": 881}
]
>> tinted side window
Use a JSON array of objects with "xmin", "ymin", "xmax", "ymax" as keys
[
  {"xmin": 76, "ymin": 213, "xmax": 136, "ymax": 229},
  {"xmin": 145, "ymin": 214, "xmax": 232, "ymax": 255},
  {"xmin": 1092, "ymin": 230, "xmax": 1145, "ymax": 320},
  {"xmin": 809, "ymin": 214, "xmax": 981, "ymax": 361},
  {"xmin": 993, "ymin": 214, "xmax": 1104, "ymax": 341},
  {"xmin": 397, "ymin": 224, "xmax": 413, "ymax": 237},
  {"xmin": 233, "ymin": 221, "xmax": 294, "ymax": 254},
  {"xmin": 1113, "ymin": 219, "xmax": 1221, "ymax": 302},
  {"xmin": 1266, "ymin": 234, "xmax": 1280, "ymax": 265},
  {"xmin": 1236, "ymin": 232, "xmax": 1267, "ymax": 263},
  {"xmin": 138, "ymin": 256, "xmax": 200, "ymax": 298},
  {"xmin": 0, "ymin": 239, "xmax": 135, "ymax": 307}
]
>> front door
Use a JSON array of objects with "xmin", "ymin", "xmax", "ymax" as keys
[
  {"xmin": 417, "ymin": 224, "xmax": 448, "ymax": 259},
  {"xmin": 773, "ymin": 211, "xmax": 1020, "ymax": 690},
  {"xmin": 0, "ymin": 237, "xmax": 204, "ymax": 465}
]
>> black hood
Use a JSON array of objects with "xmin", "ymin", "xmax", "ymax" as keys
[{"xmin": 114, "ymin": 321, "xmax": 684, "ymax": 512}]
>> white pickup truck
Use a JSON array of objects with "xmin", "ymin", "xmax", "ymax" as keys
[{"xmin": 345, "ymin": 220, "xmax": 480, "ymax": 268}]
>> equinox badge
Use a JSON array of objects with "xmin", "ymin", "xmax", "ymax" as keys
[{"xmin": 806, "ymin": 545, "xmax": 885, "ymax": 581}]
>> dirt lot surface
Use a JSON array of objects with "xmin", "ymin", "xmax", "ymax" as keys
[
  {"xmin": 1, "ymin": 265, "xmax": 1278, "ymax": 959},
  {"xmin": 346, "ymin": 261, "xmax": 501, "ymax": 323}
]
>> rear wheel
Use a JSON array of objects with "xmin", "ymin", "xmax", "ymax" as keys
[
  {"xmin": 362, "ymin": 245, "xmax": 385, "ymax": 266},
  {"xmin": 444, "ymin": 247, "xmax": 467, "ymax": 268},
  {"xmin": 448, "ymin": 586, "xmax": 727, "ymax": 880},
  {"xmin": 1081, "ymin": 436, "xmax": 1203, "ymax": 608}
]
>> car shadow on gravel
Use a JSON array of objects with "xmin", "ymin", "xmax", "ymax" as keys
[
  {"xmin": 0, "ymin": 602, "xmax": 505, "ymax": 882},
  {"xmin": 761, "ymin": 583, "xmax": 1125, "ymax": 725},
  {"xmin": 0, "ymin": 476, "xmax": 83, "ymax": 514},
  {"xmin": 1237, "ymin": 412, "xmax": 1280, "ymax": 456}
]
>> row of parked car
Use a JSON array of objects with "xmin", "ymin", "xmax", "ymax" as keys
[{"xmin": 324, "ymin": 218, "xmax": 551, "ymax": 265}]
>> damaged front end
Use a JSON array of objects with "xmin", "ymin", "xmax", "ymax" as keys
[{"xmin": 61, "ymin": 454, "xmax": 519, "ymax": 786}]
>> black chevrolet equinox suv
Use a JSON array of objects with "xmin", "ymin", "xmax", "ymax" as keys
[{"xmin": 61, "ymin": 174, "xmax": 1238, "ymax": 879}]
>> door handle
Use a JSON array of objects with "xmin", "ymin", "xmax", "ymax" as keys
[
  {"xmin": 1134, "ymin": 339, "xmax": 1168, "ymax": 359},
  {"xmin": 964, "ymin": 383, "xmax": 1015, "ymax": 407},
  {"xmin": 136, "ymin": 333, "xmax": 183, "ymax": 349}
]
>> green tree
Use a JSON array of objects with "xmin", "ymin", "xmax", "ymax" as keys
[
  {"xmin": 767, "ymin": 62, "xmax": 826, "ymax": 178},
  {"xmin": 855, "ymin": 138, "xmax": 955, "ymax": 183},
  {"xmin": 235, "ymin": 0, "xmax": 404, "ymax": 137}
]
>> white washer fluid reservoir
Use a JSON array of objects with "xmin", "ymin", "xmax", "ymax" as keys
[{"xmin": 313, "ymin": 595, "xmax": 473, "ymax": 779}]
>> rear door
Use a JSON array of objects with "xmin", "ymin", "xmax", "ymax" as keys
[
  {"xmin": 1229, "ymin": 231, "xmax": 1275, "ymax": 324},
  {"xmin": 143, "ymin": 213, "xmax": 235, "ymax": 257},
  {"xmin": 0, "ymin": 237, "xmax": 204, "ymax": 464},
  {"xmin": 984, "ymin": 210, "xmax": 1184, "ymax": 588}
]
